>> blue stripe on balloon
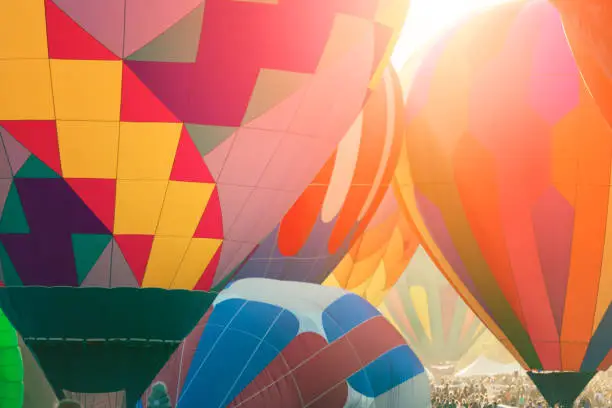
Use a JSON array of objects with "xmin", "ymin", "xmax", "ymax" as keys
[
  {"xmin": 348, "ymin": 345, "xmax": 425, "ymax": 398},
  {"xmin": 322, "ymin": 293, "xmax": 381, "ymax": 342},
  {"xmin": 178, "ymin": 299, "xmax": 299, "ymax": 408},
  {"xmin": 581, "ymin": 304, "xmax": 612, "ymax": 372}
]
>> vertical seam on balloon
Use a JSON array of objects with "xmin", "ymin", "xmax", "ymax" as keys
[
  {"xmin": 178, "ymin": 300, "xmax": 248, "ymax": 403},
  {"xmin": 150, "ymin": 125, "xmax": 186, "ymax": 289},
  {"xmin": 218, "ymin": 309, "xmax": 285, "ymax": 408},
  {"xmin": 589, "ymin": 162, "xmax": 611, "ymax": 347},
  {"xmin": 222, "ymin": 71, "xmax": 315, "ymax": 248},
  {"xmin": 559, "ymin": 152, "xmax": 581, "ymax": 370}
]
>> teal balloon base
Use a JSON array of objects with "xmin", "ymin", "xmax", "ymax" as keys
[
  {"xmin": 528, "ymin": 371, "xmax": 596, "ymax": 408},
  {"xmin": 0, "ymin": 287, "xmax": 217, "ymax": 407}
]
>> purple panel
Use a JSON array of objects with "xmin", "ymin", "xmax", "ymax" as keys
[
  {"xmin": 0, "ymin": 178, "xmax": 110, "ymax": 285},
  {"xmin": 531, "ymin": 186, "xmax": 574, "ymax": 334}
]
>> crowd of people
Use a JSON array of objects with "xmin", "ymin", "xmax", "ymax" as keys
[{"xmin": 430, "ymin": 372, "xmax": 612, "ymax": 408}]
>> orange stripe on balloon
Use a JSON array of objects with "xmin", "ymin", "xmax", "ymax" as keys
[
  {"xmin": 277, "ymin": 156, "xmax": 336, "ymax": 256},
  {"xmin": 454, "ymin": 133, "xmax": 526, "ymax": 330},
  {"xmin": 561, "ymin": 185, "xmax": 609, "ymax": 370}
]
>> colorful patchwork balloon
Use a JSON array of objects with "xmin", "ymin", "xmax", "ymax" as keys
[
  {"xmin": 0, "ymin": 0, "xmax": 409, "ymax": 404},
  {"xmin": 141, "ymin": 279, "xmax": 432, "ymax": 408},
  {"xmin": 380, "ymin": 247, "xmax": 485, "ymax": 375},
  {"xmin": 324, "ymin": 187, "xmax": 419, "ymax": 305},
  {"xmin": 395, "ymin": 0, "xmax": 611, "ymax": 406},
  {"xmin": 231, "ymin": 66, "xmax": 405, "ymax": 284}
]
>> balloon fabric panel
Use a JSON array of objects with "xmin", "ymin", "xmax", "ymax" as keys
[
  {"xmin": 395, "ymin": 0, "xmax": 611, "ymax": 374},
  {"xmin": 382, "ymin": 248, "xmax": 485, "ymax": 367},
  {"xmin": 231, "ymin": 67, "xmax": 405, "ymax": 285},
  {"xmin": 0, "ymin": 0, "xmax": 410, "ymax": 289},
  {"xmin": 142, "ymin": 279, "xmax": 431, "ymax": 408},
  {"xmin": 551, "ymin": 0, "xmax": 612, "ymax": 129},
  {"xmin": 323, "ymin": 187, "xmax": 420, "ymax": 306}
]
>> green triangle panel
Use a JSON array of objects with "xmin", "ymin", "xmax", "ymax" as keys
[
  {"xmin": 528, "ymin": 371, "xmax": 596, "ymax": 408},
  {"xmin": 0, "ymin": 183, "xmax": 29, "ymax": 234},
  {"xmin": 71, "ymin": 234, "xmax": 113, "ymax": 285},
  {"xmin": 126, "ymin": 4, "xmax": 204, "ymax": 63},
  {"xmin": 15, "ymin": 155, "xmax": 59, "ymax": 179},
  {"xmin": 185, "ymin": 124, "xmax": 236, "ymax": 157},
  {"xmin": 0, "ymin": 243, "xmax": 22, "ymax": 286}
]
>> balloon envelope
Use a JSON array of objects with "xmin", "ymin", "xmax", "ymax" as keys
[
  {"xmin": 395, "ymin": 0, "xmax": 611, "ymax": 404},
  {"xmin": 0, "ymin": 311, "xmax": 23, "ymax": 408},
  {"xmin": 142, "ymin": 278, "xmax": 432, "ymax": 408},
  {"xmin": 551, "ymin": 0, "xmax": 612, "ymax": 129},
  {"xmin": 324, "ymin": 187, "xmax": 419, "ymax": 305},
  {"xmin": 232, "ymin": 67, "xmax": 405, "ymax": 284},
  {"xmin": 381, "ymin": 247, "xmax": 485, "ymax": 371},
  {"xmin": 0, "ymin": 0, "xmax": 409, "ymax": 403}
]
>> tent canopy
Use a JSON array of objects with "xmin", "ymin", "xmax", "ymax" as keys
[{"xmin": 455, "ymin": 356, "xmax": 522, "ymax": 378}]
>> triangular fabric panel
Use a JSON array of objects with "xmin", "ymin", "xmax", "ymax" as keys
[
  {"xmin": 113, "ymin": 235, "xmax": 154, "ymax": 285},
  {"xmin": 123, "ymin": 0, "xmax": 205, "ymax": 56},
  {"xmin": 15, "ymin": 155, "xmax": 60, "ymax": 179},
  {"xmin": 109, "ymin": 239, "xmax": 138, "ymax": 287},
  {"xmin": 0, "ymin": 121, "xmax": 62, "ymax": 175},
  {"xmin": 126, "ymin": 3, "xmax": 204, "ymax": 63},
  {"xmin": 50, "ymin": 0, "xmax": 126, "ymax": 58},
  {"xmin": 66, "ymin": 178, "xmax": 116, "ymax": 232},
  {"xmin": 193, "ymin": 243, "xmax": 222, "ymax": 291},
  {"xmin": 45, "ymin": 0, "xmax": 118, "ymax": 60},
  {"xmin": 242, "ymin": 69, "xmax": 311, "ymax": 125},
  {"xmin": 0, "ymin": 128, "xmax": 30, "ymax": 176},
  {"xmin": 80, "ymin": 240, "xmax": 113, "ymax": 287},
  {"xmin": 528, "ymin": 372, "xmax": 595, "ymax": 407},
  {"xmin": 0, "ymin": 183, "xmax": 29, "ymax": 233},
  {"xmin": 0, "ymin": 137, "xmax": 11, "ymax": 179},
  {"xmin": 0, "ymin": 181, "xmax": 12, "ymax": 220},
  {"xmin": 120, "ymin": 64, "xmax": 179, "ymax": 123},
  {"xmin": 0, "ymin": 243, "xmax": 22, "ymax": 286},
  {"xmin": 194, "ymin": 187, "xmax": 223, "ymax": 238},
  {"xmin": 72, "ymin": 234, "xmax": 112, "ymax": 284},
  {"xmin": 185, "ymin": 124, "xmax": 236, "ymax": 158},
  {"xmin": 170, "ymin": 125, "xmax": 214, "ymax": 183}
]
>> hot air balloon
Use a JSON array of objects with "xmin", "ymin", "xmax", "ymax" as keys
[
  {"xmin": 394, "ymin": 0, "xmax": 611, "ymax": 406},
  {"xmin": 0, "ymin": 0, "xmax": 409, "ymax": 405},
  {"xmin": 0, "ymin": 311, "xmax": 23, "ymax": 408},
  {"xmin": 231, "ymin": 66, "xmax": 405, "ymax": 284},
  {"xmin": 324, "ymin": 187, "xmax": 419, "ymax": 305},
  {"xmin": 550, "ymin": 0, "xmax": 612, "ymax": 128},
  {"xmin": 380, "ymin": 248, "xmax": 485, "ymax": 376},
  {"xmin": 141, "ymin": 278, "xmax": 432, "ymax": 408}
]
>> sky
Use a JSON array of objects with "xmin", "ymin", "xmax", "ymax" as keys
[{"xmin": 390, "ymin": 0, "xmax": 514, "ymax": 70}]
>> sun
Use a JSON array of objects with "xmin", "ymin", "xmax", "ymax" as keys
[{"xmin": 391, "ymin": 0, "xmax": 515, "ymax": 70}]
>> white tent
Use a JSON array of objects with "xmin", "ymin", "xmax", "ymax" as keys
[{"xmin": 454, "ymin": 355, "xmax": 523, "ymax": 377}]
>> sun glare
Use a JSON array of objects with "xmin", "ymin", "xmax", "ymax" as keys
[{"xmin": 391, "ymin": 0, "xmax": 515, "ymax": 70}]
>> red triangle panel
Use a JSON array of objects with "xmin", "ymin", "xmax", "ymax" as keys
[
  {"xmin": 0, "ymin": 120, "xmax": 63, "ymax": 175},
  {"xmin": 66, "ymin": 178, "xmax": 116, "ymax": 231},
  {"xmin": 113, "ymin": 235, "xmax": 154, "ymax": 285},
  {"xmin": 120, "ymin": 64, "xmax": 179, "ymax": 123},
  {"xmin": 45, "ymin": 0, "xmax": 119, "ymax": 60}
]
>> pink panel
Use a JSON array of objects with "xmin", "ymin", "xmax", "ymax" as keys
[
  {"xmin": 204, "ymin": 133, "xmax": 237, "ymax": 180},
  {"xmin": 258, "ymin": 134, "xmax": 333, "ymax": 191},
  {"xmin": 288, "ymin": 30, "xmax": 373, "ymax": 141},
  {"xmin": 124, "ymin": 0, "xmax": 205, "ymax": 56},
  {"xmin": 218, "ymin": 128, "xmax": 284, "ymax": 186},
  {"xmin": 216, "ymin": 184, "xmax": 255, "ymax": 235},
  {"xmin": 529, "ymin": 1, "xmax": 579, "ymax": 124},
  {"xmin": 531, "ymin": 186, "xmax": 574, "ymax": 335}
]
